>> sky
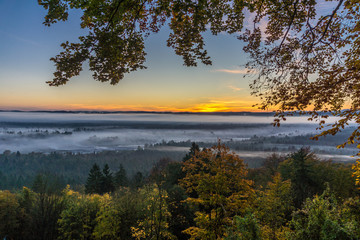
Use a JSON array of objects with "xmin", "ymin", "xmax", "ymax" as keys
[{"xmin": 0, "ymin": 0, "xmax": 261, "ymax": 112}]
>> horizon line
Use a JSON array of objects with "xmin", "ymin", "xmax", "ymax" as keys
[{"xmin": 0, "ymin": 109, "xmax": 276, "ymax": 115}]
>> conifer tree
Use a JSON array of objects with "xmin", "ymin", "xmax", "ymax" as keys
[
  {"xmin": 280, "ymin": 148, "xmax": 318, "ymax": 208},
  {"xmin": 32, "ymin": 174, "xmax": 48, "ymax": 194},
  {"xmin": 102, "ymin": 164, "xmax": 115, "ymax": 193},
  {"xmin": 115, "ymin": 164, "xmax": 128, "ymax": 187},
  {"xmin": 132, "ymin": 172, "xmax": 145, "ymax": 189},
  {"xmin": 183, "ymin": 142, "xmax": 200, "ymax": 162},
  {"xmin": 85, "ymin": 163, "xmax": 103, "ymax": 194}
]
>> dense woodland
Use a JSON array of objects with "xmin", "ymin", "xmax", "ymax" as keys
[
  {"xmin": 1, "ymin": 143, "xmax": 360, "ymax": 240},
  {"xmin": 0, "ymin": 149, "xmax": 184, "ymax": 190}
]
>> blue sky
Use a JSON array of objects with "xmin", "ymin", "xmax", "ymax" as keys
[{"xmin": 0, "ymin": 0, "xmax": 259, "ymax": 111}]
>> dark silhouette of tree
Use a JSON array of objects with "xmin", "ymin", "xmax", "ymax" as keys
[
  {"xmin": 148, "ymin": 157, "xmax": 194, "ymax": 240},
  {"xmin": 32, "ymin": 173, "xmax": 65, "ymax": 195},
  {"xmin": 31, "ymin": 194, "xmax": 65, "ymax": 240},
  {"xmin": 32, "ymin": 174, "xmax": 48, "ymax": 194},
  {"xmin": 183, "ymin": 142, "xmax": 200, "ymax": 162},
  {"xmin": 163, "ymin": 162, "xmax": 194, "ymax": 240},
  {"xmin": 0, "ymin": 191, "xmax": 22, "ymax": 240},
  {"xmin": 132, "ymin": 171, "xmax": 145, "ymax": 189},
  {"xmin": 149, "ymin": 158, "xmax": 172, "ymax": 184},
  {"xmin": 280, "ymin": 148, "xmax": 318, "ymax": 208},
  {"xmin": 94, "ymin": 189, "xmax": 143, "ymax": 239},
  {"xmin": 248, "ymin": 153, "xmax": 286, "ymax": 188},
  {"xmin": 101, "ymin": 164, "xmax": 115, "ymax": 193},
  {"xmin": 85, "ymin": 163, "xmax": 104, "ymax": 194},
  {"xmin": 114, "ymin": 164, "xmax": 128, "ymax": 187}
]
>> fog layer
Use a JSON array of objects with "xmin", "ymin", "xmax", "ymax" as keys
[{"xmin": 0, "ymin": 112, "xmax": 355, "ymax": 155}]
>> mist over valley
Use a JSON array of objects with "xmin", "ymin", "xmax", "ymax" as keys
[{"xmin": 0, "ymin": 112, "xmax": 357, "ymax": 162}]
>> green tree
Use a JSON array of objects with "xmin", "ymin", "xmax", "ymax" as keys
[
  {"xmin": 180, "ymin": 143, "xmax": 254, "ymax": 239},
  {"xmin": 114, "ymin": 163, "xmax": 128, "ymax": 187},
  {"xmin": 255, "ymin": 174, "xmax": 293, "ymax": 240},
  {"xmin": 0, "ymin": 190, "xmax": 21, "ymax": 239},
  {"xmin": 247, "ymin": 153, "xmax": 286, "ymax": 188},
  {"xmin": 0, "ymin": 171, "xmax": 7, "ymax": 189},
  {"xmin": 166, "ymin": 183, "xmax": 194, "ymax": 240},
  {"xmin": 102, "ymin": 164, "xmax": 115, "ymax": 193},
  {"xmin": 132, "ymin": 171, "xmax": 145, "ymax": 189},
  {"xmin": 342, "ymin": 196, "xmax": 360, "ymax": 238},
  {"xmin": 280, "ymin": 148, "xmax": 357, "ymax": 207},
  {"xmin": 9, "ymin": 186, "xmax": 66, "ymax": 240},
  {"xmin": 94, "ymin": 189, "xmax": 143, "ymax": 240},
  {"xmin": 183, "ymin": 143, "xmax": 200, "ymax": 162},
  {"xmin": 289, "ymin": 187, "xmax": 354, "ymax": 240},
  {"xmin": 32, "ymin": 174, "xmax": 49, "ymax": 194},
  {"xmin": 280, "ymin": 148, "xmax": 319, "ymax": 208},
  {"xmin": 312, "ymin": 160, "xmax": 357, "ymax": 201},
  {"xmin": 32, "ymin": 173, "xmax": 66, "ymax": 194},
  {"xmin": 58, "ymin": 188, "xmax": 108, "ymax": 240},
  {"xmin": 32, "ymin": 193, "xmax": 65, "ymax": 240},
  {"xmin": 149, "ymin": 158, "xmax": 172, "ymax": 185},
  {"xmin": 225, "ymin": 213, "xmax": 261, "ymax": 240},
  {"xmin": 149, "ymin": 159, "xmax": 193, "ymax": 240},
  {"xmin": 85, "ymin": 163, "xmax": 104, "ymax": 194},
  {"xmin": 15, "ymin": 187, "xmax": 35, "ymax": 239}
]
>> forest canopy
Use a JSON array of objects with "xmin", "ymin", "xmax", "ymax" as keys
[
  {"xmin": 38, "ymin": 0, "xmax": 360, "ymax": 149},
  {"xmin": 1, "ymin": 145, "xmax": 360, "ymax": 239}
]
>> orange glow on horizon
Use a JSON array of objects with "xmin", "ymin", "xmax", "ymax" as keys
[
  {"xmin": 3, "ymin": 99, "xmax": 353, "ymax": 113},
  {"xmin": 0, "ymin": 100, "xmax": 263, "ymax": 113},
  {"xmin": 63, "ymin": 100, "xmax": 262, "ymax": 112}
]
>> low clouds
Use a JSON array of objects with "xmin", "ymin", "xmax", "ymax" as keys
[
  {"xmin": 213, "ymin": 68, "xmax": 250, "ymax": 74},
  {"xmin": 67, "ymin": 103, "xmax": 171, "ymax": 112},
  {"xmin": 227, "ymin": 85, "xmax": 243, "ymax": 91},
  {"xmin": 212, "ymin": 68, "xmax": 256, "ymax": 75}
]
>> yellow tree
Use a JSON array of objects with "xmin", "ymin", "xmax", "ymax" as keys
[
  {"xmin": 131, "ymin": 184, "xmax": 175, "ymax": 240},
  {"xmin": 180, "ymin": 143, "xmax": 254, "ymax": 239},
  {"xmin": 0, "ymin": 190, "xmax": 22, "ymax": 239},
  {"xmin": 255, "ymin": 174, "xmax": 293, "ymax": 240},
  {"xmin": 94, "ymin": 189, "xmax": 143, "ymax": 240},
  {"xmin": 352, "ymin": 161, "xmax": 360, "ymax": 189},
  {"xmin": 58, "ymin": 188, "xmax": 110, "ymax": 240}
]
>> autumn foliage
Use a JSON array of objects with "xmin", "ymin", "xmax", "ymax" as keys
[
  {"xmin": 1, "ymin": 145, "xmax": 360, "ymax": 239},
  {"xmin": 180, "ymin": 144, "xmax": 254, "ymax": 239}
]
